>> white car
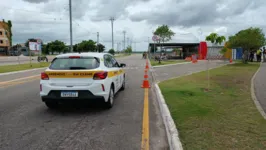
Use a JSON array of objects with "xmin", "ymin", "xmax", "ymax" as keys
[{"xmin": 40, "ymin": 52, "xmax": 126, "ymax": 109}]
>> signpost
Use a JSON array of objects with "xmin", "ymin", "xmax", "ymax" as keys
[{"xmin": 29, "ymin": 39, "xmax": 42, "ymax": 67}]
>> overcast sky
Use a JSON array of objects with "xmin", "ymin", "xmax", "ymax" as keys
[{"xmin": 1, "ymin": 0, "xmax": 266, "ymax": 51}]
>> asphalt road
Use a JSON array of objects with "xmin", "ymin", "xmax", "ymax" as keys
[
  {"xmin": 254, "ymin": 63, "xmax": 266, "ymax": 113},
  {"xmin": 153, "ymin": 60, "xmax": 230, "ymax": 82},
  {"xmin": 0, "ymin": 54, "xmax": 168, "ymax": 150},
  {"xmin": 0, "ymin": 56, "xmax": 55, "ymax": 66}
]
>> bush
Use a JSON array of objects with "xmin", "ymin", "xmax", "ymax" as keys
[{"xmin": 108, "ymin": 49, "xmax": 115, "ymax": 55}]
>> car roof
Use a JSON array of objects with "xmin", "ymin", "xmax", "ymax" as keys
[{"xmin": 55, "ymin": 52, "xmax": 112, "ymax": 58}]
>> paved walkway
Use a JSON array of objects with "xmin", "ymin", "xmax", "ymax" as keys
[{"xmin": 254, "ymin": 63, "xmax": 266, "ymax": 113}]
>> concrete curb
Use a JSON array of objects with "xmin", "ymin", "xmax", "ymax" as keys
[
  {"xmin": 152, "ymin": 62, "xmax": 191, "ymax": 68},
  {"xmin": 0, "ymin": 67, "xmax": 47, "ymax": 76},
  {"xmin": 154, "ymin": 83, "xmax": 183, "ymax": 150},
  {"xmin": 148, "ymin": 58, "xmax": 183, "ymax": 150},
  {"xmin": 250, "ymin": 62, "xmax": 266, "ymax": 120}
]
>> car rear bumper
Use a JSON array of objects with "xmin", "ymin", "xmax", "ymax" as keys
[{"xmin": 41, "ymin": 90, "xmax": 105, "ymax": 102}]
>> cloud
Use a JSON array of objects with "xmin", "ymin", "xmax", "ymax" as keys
[
  {"xmin": 3, "ymin": 0, "xmax": 266, "ymax": 51},
  {"xmin": 89, "ymin": 0, "xmax": 151, "ymax": 21},
  {"xmin": 22, "ymin": 0, "xmax": 49, "ymax": 3},
  {"xmin": 129, "ymin": 0, "xmax": 266, "ymax": 27}
]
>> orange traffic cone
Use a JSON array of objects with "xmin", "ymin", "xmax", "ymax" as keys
[
  {"xmin": 141, "ymin": 80, "xmax": 150, "ymax": 88},
  {"xmin": 144, "ymin": 74, "xmax": 148, "ymax": 79},
  {"xmin": 145, "ymin": 64, "xmax": 149, "ymax": 69},
  {"xmin": 144, "ymin": 69, "xmax": 148, "ymax": 73}
]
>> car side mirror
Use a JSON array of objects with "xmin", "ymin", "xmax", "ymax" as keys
[{"xmin": 120, "ymin": 63, "xmax": 126, "ymax": 67}]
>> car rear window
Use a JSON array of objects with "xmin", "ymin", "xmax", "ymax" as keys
[{"xmin": 49, "ymin": 57, "xmax": 100, "ymax": 70}]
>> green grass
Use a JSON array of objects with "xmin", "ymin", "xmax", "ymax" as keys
[
  {"xmin": 159, "ymin": 63, "xmax": 266, "ymax": 150},
  {"xmin": 0, "ymin": 62, "xmax": 50, "ymax": 73},
  {"xmin": 150, "ymin": 59, "xmax": 188, "ymax": 66}
]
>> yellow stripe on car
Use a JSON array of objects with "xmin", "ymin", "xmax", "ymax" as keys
[{"xmin": 45, "ymin": 69, "xmax": 124, "ymax": 78}]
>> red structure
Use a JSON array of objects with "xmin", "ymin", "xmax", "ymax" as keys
[{"xmin": 198, "ymin": 41, "xmax": 207, "ymax": 60}]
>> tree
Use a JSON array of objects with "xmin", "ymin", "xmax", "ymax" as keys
[
  {"xmin": 154, "ymin": 25, "xmax": 175, "ymax": 44},
  {"xmin": 97, "ymin": 43, "xmax": 105, "ymax": 52},
  {"xmin": 228, "ymin": 27, "xmax": 266, "ymax": 63},
  {"xmin": 108, "ymin": 49, "xmax": 115, "ymax": 55},
  {"xmin": 205, "ymin": 32, "xmax": 226, "ymax": 59},
  {"xmin": 205, "ymin": 33, "xmax": 226, "ymax": 45},
  {"xmin": 73, "ymin": 44, "xmax": 78, "ymax": 52},
  {"xmin": 77, "ymin": 40, "xmax": 96, "ymax": 52},
  {"xmin": 125, "ymin": 46, "xmax": 132, "ymax": 54},
  {"xmin": 7, "ymin": 20, "xmax": 12, "ymax": 46},
  {"xmin": 47, "ymin": 40, "xmax": 66, "ymax": 54},
  {"xmin": 153, "ymin": 24, "xmax": 175, "ymax": 63}
]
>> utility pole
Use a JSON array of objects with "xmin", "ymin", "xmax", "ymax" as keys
[
  {"xmin": 134, "ymin": 41, "xmax": 136, "ymax": 52},
  {"xmin": 127, "ymin": 37, "xmax": 129, "ymax": 47},
  {"xmin": 117, "ymin": 42, "xmax": 119, "ymax": 52},
  {"xmin": 97, "ymin": 32, "xmax": 99, "ymax": 52},
  {"xmin": 123, "ymin": 31, "xmax": 126, "ymax": 51},
  {"xmin": 110, "ymin": 17, "xmax": 115, "ymax": 50},
  {"xmin": 69, "ymin": 0, "xmax": 73, "ymax": 52}
]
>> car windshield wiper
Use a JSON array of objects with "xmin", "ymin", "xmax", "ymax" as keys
[{"xmin": 69, "ymin": 67, "xmax": 87, "ymax": 70}]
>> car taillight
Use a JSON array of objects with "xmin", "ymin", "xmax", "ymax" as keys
[
  {"xmin": 93, "ymin": 72, "xmax": 108, "ymax": 80},
  {"xmin": 41, "ymin": 72, "xmax": 49, "ymax": 80}
]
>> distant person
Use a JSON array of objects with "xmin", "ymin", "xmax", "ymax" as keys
[
  {"xmin": 249, "ymin": 50, "xmax": 254, "ymax": 62},
  {"xmin": 256, "ymin": 49, "xmax": 262, "ymax": 62},
  {"xmin": 263, "ymin": 47, "xmax": 266, "ymax": 62}
]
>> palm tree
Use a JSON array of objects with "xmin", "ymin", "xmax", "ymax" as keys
[{"xmin": 205, "ymin": 33, "xmax": 226, "ymax": 90}]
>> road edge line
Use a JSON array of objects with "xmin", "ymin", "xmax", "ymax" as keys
[
  {"xmin": 0, "ymin": 67, "xmax": 47, "ymax": 76},
  {"xmin": 0, "ymin": 74, "xmax": 39, "ymax": 84},
  {"xmin": 251, "ymin": 62, "xmax": 266, "ymax": 120}
]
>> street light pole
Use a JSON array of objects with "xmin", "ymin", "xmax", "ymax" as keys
[
  {"xmin": 110, "ymin": 17, "xmax": 115, "ymax": 50},
  {"xmin": 97, "ymin": 32, "xmax": 99, "ymax": 52},
  {"xmin": 69, "ymin": 0, "xmax": 73, "ymax": 52},
  {"xmin": 123, "ymin": 31, "xmax": 126, "ymax": 51}
]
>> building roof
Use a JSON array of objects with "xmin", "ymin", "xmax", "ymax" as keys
[{"xmin": 148, "ymin": 42, "xmax": 200, "ymax": 47}]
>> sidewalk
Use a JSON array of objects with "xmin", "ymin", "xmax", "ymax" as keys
[{"xmin": 254, "ymin": 63, "xmax": 266, "ymax": 113}]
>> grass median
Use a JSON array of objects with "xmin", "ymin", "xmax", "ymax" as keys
[
  {"xmin": 159, "ymin": 63, "xmax": 266, "ymax": 149},
  {"xmin": 0, "ymin": 62, "xmax": 50, "ymax": 73},
  {"xmin": 150, "ymin": 59, "xmax": 188, "ymax": 66}
]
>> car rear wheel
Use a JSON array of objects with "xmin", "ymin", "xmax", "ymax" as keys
[
  {"xmin": 104, "ymin": 86, "xmax": 114, "ymax": 109},
  {"xmin": 45, "ymin": 101, "xmax": 59, "ymax": 109}
]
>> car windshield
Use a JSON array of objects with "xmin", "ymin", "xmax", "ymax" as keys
[{"xmin": 49, "ymin": 57, "xmax": 100, "ymax": 70}]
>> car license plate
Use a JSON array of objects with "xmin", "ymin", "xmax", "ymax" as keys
[{"xmin": 61, "ymin": 91, "xmax": 78, "ymax": 97}]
